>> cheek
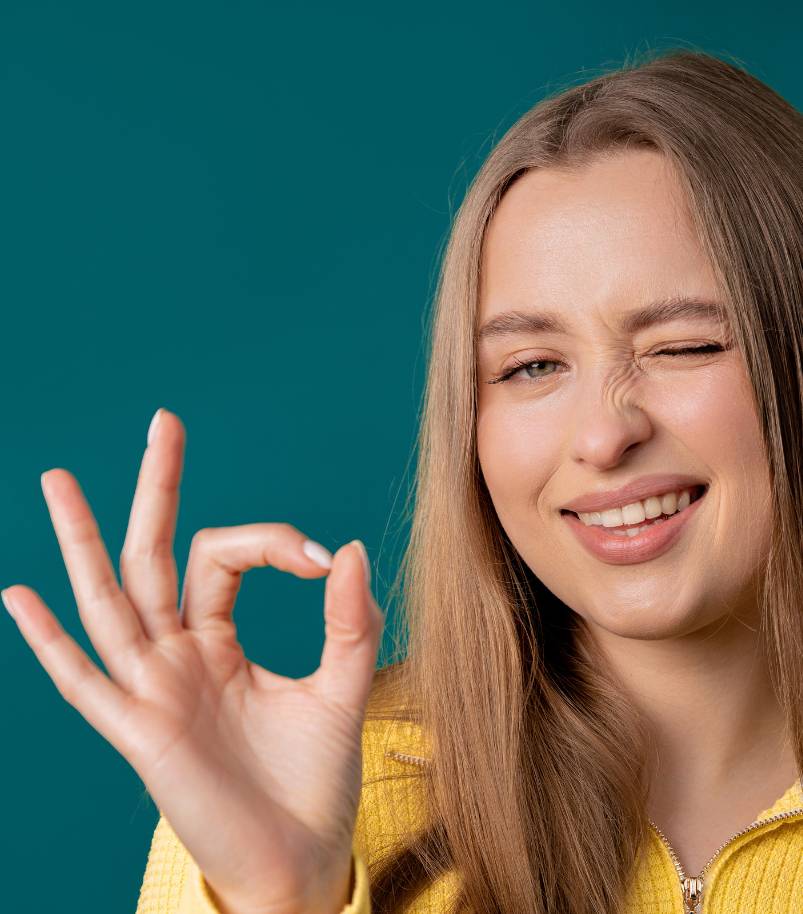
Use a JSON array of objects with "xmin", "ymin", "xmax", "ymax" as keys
[
  {"xmin": 477, "ymin": 402, "xmax": 559, "ymax": 518},
  {"xmin": 680, "ymin": 368, "xmax": 773, "ymax": 562},
  {"xmin": 670, "ymin": 366, "xmax": 768, "ymax": 486},
  {"xmin": 665, "ymin": 367, "xmax": 752, "ymax": 448}
]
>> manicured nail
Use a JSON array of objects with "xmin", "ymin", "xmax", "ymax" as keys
[
  {"xmin": 147, "ymin": 408, "xmax": 163, "ymax": 446},
  {"xmin": 1, "ymin": 589, "xmax": 18, "ymax": 619},
  {"xmin": 352, "ymin": 539, "xmax": 371, "ymax": 585},
  {"xmin": 302, "ymin": 539, "xmax": 333, "ymax": 569}
]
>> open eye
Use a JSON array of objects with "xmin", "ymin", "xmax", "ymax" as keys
[{"xmin": 488, "ymin": 357, "xmax": 563, "ymax": 385}]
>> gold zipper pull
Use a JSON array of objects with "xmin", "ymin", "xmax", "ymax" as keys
[{"xmin": 682, "ymin": 875, "xmax": 704, "ymax": 913}]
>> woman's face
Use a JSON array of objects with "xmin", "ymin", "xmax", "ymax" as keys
[{"xmin": 476, "ymin": 149, "xmax": 772, "ymax": 640}]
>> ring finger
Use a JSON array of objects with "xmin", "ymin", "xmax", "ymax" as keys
[{"xmin": 40, "ymin": 469, "xmax": 148, "ymax": 685}]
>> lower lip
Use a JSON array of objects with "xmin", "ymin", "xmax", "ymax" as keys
[{"xmin": 560, "ymin": 489, "xmax": 708, "ymax": 566}]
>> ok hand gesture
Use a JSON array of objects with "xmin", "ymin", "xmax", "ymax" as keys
[{"xmin": 2, "ymin": 409, "xmax": 384, "ymax": 914}]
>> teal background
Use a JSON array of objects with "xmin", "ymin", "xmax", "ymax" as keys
[{"xmin": 1, "ymin": 2, "xmax": 800, "ymax": 910}]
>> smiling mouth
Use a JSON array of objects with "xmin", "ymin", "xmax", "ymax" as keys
[{"xmin": 559, "ymin": 484, "xmax": 708, "ymax": 528}]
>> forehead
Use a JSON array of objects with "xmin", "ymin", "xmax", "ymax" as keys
[{"xmin": 478, "ymin": 150, "xmax": 720, "ymax": 330}]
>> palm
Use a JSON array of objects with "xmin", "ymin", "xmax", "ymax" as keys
[
  {"xmin": 3, "ymin": 409, "xmax": 383, "ymax": 914},
  {"xmin": 125, "ymin": 625, "xmax": 363, "ymax": 843}
]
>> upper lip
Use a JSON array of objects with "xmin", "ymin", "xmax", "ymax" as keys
[{"xmin": 560, "ymin": 474, "xmax": 708, "ymax": 514}]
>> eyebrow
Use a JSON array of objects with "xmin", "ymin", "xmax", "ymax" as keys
[{"xmin": 475, "ymin": 296, "xmax": 729, "ymax": 345}]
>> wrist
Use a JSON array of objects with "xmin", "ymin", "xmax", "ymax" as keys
[{"xmin": 202, "ymin": 854, "xmax": 355, "ymax": 914}]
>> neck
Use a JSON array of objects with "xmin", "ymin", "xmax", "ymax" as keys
[{"xmin": 580, "ymin": 606, "xmax": 798, "ymax": 810}]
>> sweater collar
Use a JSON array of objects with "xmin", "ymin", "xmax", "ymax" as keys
[
  {"xmin": 753, "ymin": 775, "xmax": 803, "ymax": 821},
  {"xmin": 383, "ymin": 719, "xmax": 803, "ymax": 822}
]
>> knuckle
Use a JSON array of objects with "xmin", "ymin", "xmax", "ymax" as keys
[
  {"xmin": 190, "ymin": 527, "xmax": 216, "ymax": 551},
  {"xmin": 56, "ymin": 677, "xmax": 77, "ymax": 705},
  {"xmin": 57, "ymin": 669, "xmax": 86, "ymax": 706},
  {"xmin": 69, "ymin": 515, "xmax": 101, "ymax": 547},
  {"xmin": 84, "ymin": 575, "xmax": 120, "ymax": 608},
  {"xmin": 51, "ymin": 655, "xmax": 88, "ymax": 705},
  {"xmin": 325, "ymin": 616, "xmax": 367, "ymax": 641},
  {"xmin": 120, "ymin": 539, "xmax": 173, "ymax": 569},
  {"xmin": 151, "ymin": 475, "xmax": 180, "ymax": 496},
  {"xmin": 258, "ymin": 521, "xmax": 297, "ymax": 539}
]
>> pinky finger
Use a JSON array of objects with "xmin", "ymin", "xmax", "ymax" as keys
[{"xmin": 2, "ymin": 586, "xmax": 134, "ymax": 748}]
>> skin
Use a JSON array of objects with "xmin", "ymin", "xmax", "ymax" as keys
[
  {"xmin": 476, "ymin": 149, "xmax": 799, "ymax": 876},
  {"xmin": 1, "ymin": 410, "xmax": 384, "ymax": 914}
]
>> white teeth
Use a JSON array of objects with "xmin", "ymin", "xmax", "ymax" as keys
[
  {"xmin": 578, "ymin": 486, "xmax": 698, "ymax": 527},
  {"xmin": 609, "ymin": 517, "xmax": 668, "ymax": 536}
]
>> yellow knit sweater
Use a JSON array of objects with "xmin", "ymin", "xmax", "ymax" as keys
[{"xmin": 135, "ymin": 716, "xmax": 803, "ymax": 914}]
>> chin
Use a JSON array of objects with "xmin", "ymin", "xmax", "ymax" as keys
[{"xmin": 572, "ymin": 589, "xmax": 717, "ymax": 642}]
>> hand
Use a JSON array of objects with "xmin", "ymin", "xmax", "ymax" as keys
[{"xmin": 2, "ymin": 409, "xmax": 384, "ymax": 914}]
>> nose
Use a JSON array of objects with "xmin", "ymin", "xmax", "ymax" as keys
[{"xmin": 567, "ymin": 387, "xmax": 653, "ymax": 470}]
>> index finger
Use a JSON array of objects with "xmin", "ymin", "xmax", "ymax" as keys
[{"xmin": 180, "ymin": 523, "xmax": 333, "ymax": 631}]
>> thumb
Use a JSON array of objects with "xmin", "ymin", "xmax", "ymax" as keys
[{"xmin": 315, "ymin": 540, "xmax": 384, "ymax": 714}]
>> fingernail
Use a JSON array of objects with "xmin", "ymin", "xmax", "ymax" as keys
[
  {"xmin": 147, "ymin": 408, "xmax": 163, "ymax": 446},
  {"xmin": 1, "ymin": 589, "xmax": 17, "ymax": 619},
  {"xmin": 352, "ymin": 539, "xmax": 371, "ymax": 586},
  {"xmin": 302, "ymin": 538, "xmax": 333, "ymax": 569}
]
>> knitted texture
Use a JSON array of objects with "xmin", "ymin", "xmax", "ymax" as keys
[{"xmin": 135, "ymin": 717, "xmax": 803, "ymax": 913}]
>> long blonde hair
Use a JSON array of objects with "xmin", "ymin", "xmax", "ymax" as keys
[{"xmin": 366, "ymin": 47, "xmax": 803, "ymax": 914}]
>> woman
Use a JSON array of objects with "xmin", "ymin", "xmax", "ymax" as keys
[{"xmin": 3, "ymin": 48, "xmax": 801, "ymax": 914}]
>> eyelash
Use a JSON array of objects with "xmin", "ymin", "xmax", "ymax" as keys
[{"xmin": 488, "ymin": 344, "xmax": 726, "ymax": 385}]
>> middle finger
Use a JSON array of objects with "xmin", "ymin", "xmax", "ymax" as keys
[{"xmin": 119, "ymin": 408, "xmax": 185, "ymax": 640}]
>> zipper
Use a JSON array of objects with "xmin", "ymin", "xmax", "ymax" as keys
[
  {"xmin": 385, "ymin": 750, "xmax": 430, "ymax": 767},
  {"xmin": 386, "ymin": 752, "xmax": 803, "ymax": 914},
  {"xmin": 648, "ymin": 800, "xmax": 803, "ymax": 913}
]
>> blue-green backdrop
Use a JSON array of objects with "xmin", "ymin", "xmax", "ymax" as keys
[{"xmin": 1, "ymin": 1, "xmax": 800, "ymax": 910}]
